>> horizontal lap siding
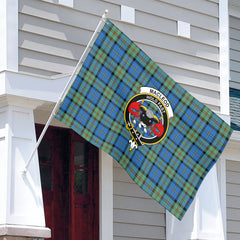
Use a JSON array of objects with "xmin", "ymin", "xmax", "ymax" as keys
[
  {"xmin": 113, "ymin": 161, "xmax": 166, "ymax": 240},
  {"xmin": 101, "ymin": 0, "xmax": 220, "ymax": 110},
  {"xmin": 226, "ymin": 160, "xmax": 240, "ymax": 240},
  {"xmin": 19, "ymin": 1, "xmax": 221, "ymax": 238},
  {"xmin": 18, "ymin": 0, "xmax": 102, "ymax": 76},
  {"xmin": 19, "ymin": 1, "xmax": 220, "ymax": 238},
  {"xmin": 19, "ymin": 0, "xmax": 220, "ymax": 111},
  {"xmin": 18, "ymin": 0, "xmax": 222, "ymax": 239},
  {"xmin": 230, "ymin": 16, "xmax": 240, "ymax": 90}
]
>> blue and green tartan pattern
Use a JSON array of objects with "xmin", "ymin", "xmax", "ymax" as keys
[{"xmin": 56, "ymin": 20, "xmax": 232, "ymax": 220}]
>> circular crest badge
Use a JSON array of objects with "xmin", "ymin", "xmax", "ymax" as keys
[{"xmin": 124, "ymin": 87, "xmax": 173, "ymax": 150}]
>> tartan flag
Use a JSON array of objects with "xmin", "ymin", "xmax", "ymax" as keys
[{"xmin": 56, "ymin": 20, "xmax": 232, "ymax": 220}]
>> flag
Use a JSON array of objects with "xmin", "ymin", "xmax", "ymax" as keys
[{"xmin": 55, "ymin": 19, "xmax": 232, "ymax": 220}]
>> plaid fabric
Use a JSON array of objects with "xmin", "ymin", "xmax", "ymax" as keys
[{"xmin": 56, "ymin": 20, "xmax": 232, "ymax": 220}]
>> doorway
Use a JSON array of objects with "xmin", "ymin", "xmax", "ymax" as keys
[{"xmin": 36, "ymin": 125, "xmax": 99, "ymax": 240}]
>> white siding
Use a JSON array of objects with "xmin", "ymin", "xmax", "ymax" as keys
[
  {"xmin": 113, "ymin": 161, "xmax": 166, "ymax": 240},
  {"xmin": 230, "ymin": 16, "xmax": 240, "ymax": 90},
  {"xmin": 19, "ymin": 0, "xmax": 220, "ymax": 111},
  {"xmin": 226, "ymin": 160, "xmax": 240, "ymax": 240}
]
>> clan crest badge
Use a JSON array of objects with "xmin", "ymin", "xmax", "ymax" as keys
[{"xmin": 124, "ymin": 87, "xmax": 174, "ymax": 150}]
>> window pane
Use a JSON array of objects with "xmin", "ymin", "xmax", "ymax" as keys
[
  {"xmin": 74, "ymin": 169, "xmax": 88, "ymax": 194},
  {"xmin": 40, "ymin": 165, "xmax": 52, "ymax": 191},
  {"xmin": 74, "ymin": 142, "xmax": 87, "ymax": 167},
  {"xmin": 39, "ymin": 140, "xmax": 52, "ymax": 163}
]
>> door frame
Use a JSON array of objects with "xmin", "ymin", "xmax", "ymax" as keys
[{"xmin": 36, "ymin": 124, "xmax": 100, "ymax": 240}]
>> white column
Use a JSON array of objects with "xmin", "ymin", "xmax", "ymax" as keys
[
  {"xmin": 0, "ymin": 97, "xmax": 50, "ymax": 239},
  {"xmin": 166, "ymin": 165, "xmax": 224, "ymax": 240},
  {"xmin": 99, "ymin": 150, "xmax": 113, "ymax": 240},
  {"xmin": 219, "ymin": 0, "xmax": 230, "ymax": 115},
  {"xmin": 217, "ymin": 157, "xmax": 227, "ymax": 240}
]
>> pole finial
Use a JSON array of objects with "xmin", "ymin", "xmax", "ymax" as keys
[{"xmin": 102, "ymin": 9, "xmax": 109, "ymax": 19}]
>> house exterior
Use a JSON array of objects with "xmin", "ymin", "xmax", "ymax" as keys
[
  {"xmin": 0, "ymin": 0, "xmax": 239, "ymax": 240},
  {"xmin": 228, "ymin": 4, "xmax": 240, "ymax": 240}
]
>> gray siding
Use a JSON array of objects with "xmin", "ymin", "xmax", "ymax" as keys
[
  {"xmin": 113, "ymin": 161, "xmax": 166, "ymax": 240},
  {"xmin": 18, "ymin": 1, "xmax": 221, "ymax": 239},
  {"xmin": 226, "ymin": 160, "xmax": 240, "ymax": 240},
  {"xmin": 19, "ymin": 0, "xmax": 220, "ymax": 111},
  {"xmin": 230, "ymin": 16, "xmax": 240, "ymax": 90}
]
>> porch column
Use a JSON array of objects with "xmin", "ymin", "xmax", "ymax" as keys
[
  {"xmin": 99, "ymin": 150, "xmax": 113, "ymax": 240},
  {"xmin": 166, "ymin": 165, "xmax": 225, "ymax": 240},
  {"xmin": 0, "ymin": 96, "xmax": 51, "ymax": 240}
]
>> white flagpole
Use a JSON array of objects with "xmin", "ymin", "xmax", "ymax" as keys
[{"xmin": 22, "ymin": 9, "xmax": 109, "ymax": 174}]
